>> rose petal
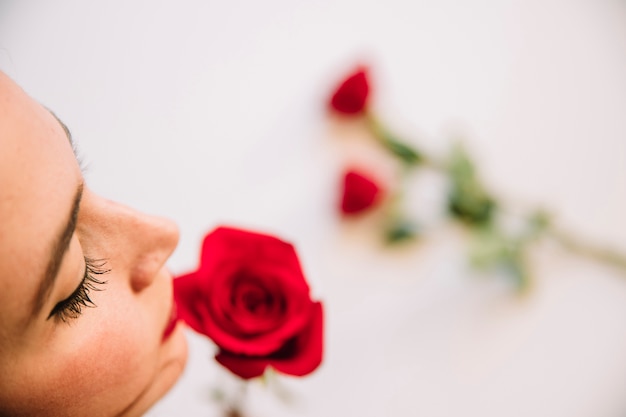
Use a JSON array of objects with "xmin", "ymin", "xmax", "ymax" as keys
[
  {"xmin": 173, "ymin": 272, "xmax": 207, "ymax": 335},
  {"xmin": 203, "ymin": 265, "xmax": 294, "ymax": 347},
  {"xmin": 340, "ymin": 169, "xmax": 383, "ymax": 215},
  {"xmin": 329, "ymin": 66, "xmax": 370, "ymax": 115},
  {"xmin": 215, "ymin": 302, "xmax": 323, "ymax": 379},
  {"xmin": 203, "ymin": 295, "xmax": 315, "ymax": 356},
  {"xmin": 228, "ymin": 274, "xmax": 285, "ymax": 333},
  {"xmin": 173, "ymin": 226, "xmax": 324, "ymax": 377},
  {"xmin": 268, "ymin": 301, "xmax": 324, "ymax": 376},
  {"xmin": 197, "ymin": 228, "xmax": 316, "ymax": 355},
  {"xmin": 215, "ymin": 352, "xmax": 269, "ymax": 380}
]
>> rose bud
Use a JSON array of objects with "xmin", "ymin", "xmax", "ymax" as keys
[
  {"xmin": 329, "ymin": 66, "xmax": 370, "ymax": 115},
  {"xmin": 340, "ymin": 169, "xmax": 384, "ymax": 215},
  {"xmin": 174, "ymin": 226, "xmax": 324, "ymax": 380}
]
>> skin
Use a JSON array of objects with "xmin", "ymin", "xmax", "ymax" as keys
[{"xmin": 0, "ymin": 72, "xmax": 188, "ymax": 416}]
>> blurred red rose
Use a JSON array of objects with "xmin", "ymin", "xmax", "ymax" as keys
[
  {"xmin": 174, "ymin": 226, "xmax": 323, "ymax": 379},
  {"xmin": 340, "ymin": 169, "xmax": 384, "ymax": 215},
  {"xmin": 329, "ymin": 66, "xmax": 370, "ymax": 115}
]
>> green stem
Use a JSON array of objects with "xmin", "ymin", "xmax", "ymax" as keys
[
  {"xmin": 364, "ymin": 112, "xmax": 442, "ymax": 169},
  {"xmin": 547, "ymin": 227, "xmax": 626, "ymax": 271},
  {"xmin": 224, "ymin": 380, "xmax": 248, "ymax": 417},
  {"xmin": 362, "ymin": 112, "xmax": 626, "ymax": 276}
]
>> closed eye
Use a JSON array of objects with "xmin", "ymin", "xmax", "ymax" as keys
[{"xmin": 48, "ymin": 258, "xmax": 109, "ymax": 323}]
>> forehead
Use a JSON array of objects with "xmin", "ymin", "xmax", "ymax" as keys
[{"xmin": 0, "ymin": 73, "xmax": 81, "ymax": 330}]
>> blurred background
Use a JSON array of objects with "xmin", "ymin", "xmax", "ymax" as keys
[{"xmin": 2, "ymin": 1, "xmax": 626, "ymax": 415}]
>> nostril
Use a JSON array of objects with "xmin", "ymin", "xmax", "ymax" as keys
[
  {"xmin": 125, "ymin": 214, "xmax": 180, "ymax": 292},
  {"xmin": 130, "ymin": 263, "xmax": 151, "ymax": 293},
  {"xmin": 130, "ymin": 254, "xmax": 164, "ymax": 292}
]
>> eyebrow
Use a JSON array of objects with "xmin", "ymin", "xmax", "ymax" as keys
[
  {"xmin": 31, "ymin": 181, "xmax": 84, "ymax": 319},
  {"xmin": 48, "ymin": 110, "xmax": 75, "ymax": 149},
  {"xmin": 30, "ymin": 114, "xmax": 84, "ymax": 319}
]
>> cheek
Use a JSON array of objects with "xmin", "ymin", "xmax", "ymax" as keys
[
  {"xmin": 84, "ymin": 298, "xmax": 159, "ymax": 379},
  {"xmin": 43, "ymin": 293, "xmax": 162, "ymax": 414},
  {"xmin": 66, "ymin": 319, "xmax": 154, "ymax": 384},
  {"xmin": 0, "ymin": 271, "xmax": 176, "ymax": 416}
]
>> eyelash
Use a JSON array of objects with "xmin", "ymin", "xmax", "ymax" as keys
[{"xmin": 49, "ymin": 257, "xmax": 109, "ymax": 323}]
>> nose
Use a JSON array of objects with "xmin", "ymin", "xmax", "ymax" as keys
[
  {"xmin": 126, "ymin": 212, "xmax": 180, "ymax": 293},
  {"xmin": 79, "ymin": 191, "xmax": 180, "ymax": 293}
]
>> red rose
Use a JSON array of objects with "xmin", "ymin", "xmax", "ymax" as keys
[
  {"xmin": 329, "ymin": 66, "xmax": 370, "ymax": 115},
  {"xmin": 174, "ymin": 227, "xmax": 324, "ymax": 379},
  {"xmin": 340, "ymin": 169, "xmax": 384, "ymax": 215}
]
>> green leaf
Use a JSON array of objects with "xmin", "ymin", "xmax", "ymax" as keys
[
  {"xmin": 384, "ymin": 219, "xmax": 418, "ymax": 244},
  {"xmin": 381, "ymin": 135, "xmax": 423, "ymax": 166},
  {"xmin": 447, "ymin": 143, "xmax": 496, "ymax": 225},
  {"xmin": 469, "ymin": 227, "xmax": 506, "ymax": 269},
  {"xmin": 527, "ymin": 210, "xmax": 551, "ymax": 237},
  {"xmin": 469, "ymin": 227, "xmax": 531, "ymax": 292},
  {"xmin": 366, "ymin": 114, "xmax": 423, "ymax": 167},
  {"xmin": 448, "ymin": 190, "xmax": 496, "ymax": 225},
  {"xmin": 503, "ymin": 253, "xmax": 530, "ymax": 292}
]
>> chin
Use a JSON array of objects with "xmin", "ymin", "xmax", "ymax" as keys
[{"xmin": 118, "ymin": 324, "xmax": 188, "ymax": 417}]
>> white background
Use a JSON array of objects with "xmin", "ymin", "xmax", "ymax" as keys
[{"xmin": 2, "ymin": 1, "xmax": 626, "ymax": 416}]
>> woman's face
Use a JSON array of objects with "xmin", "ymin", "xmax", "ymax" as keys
[{"xmin": 0, "ymin": 72, "xmax": 187, "ymax": 416}]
